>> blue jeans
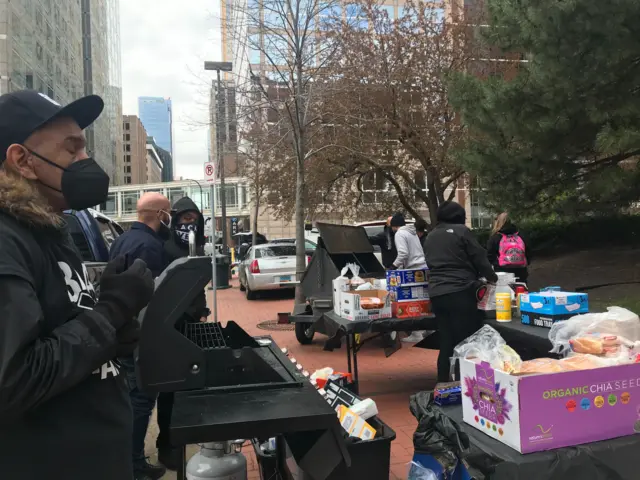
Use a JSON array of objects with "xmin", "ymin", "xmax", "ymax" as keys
[{"xmin": 120, "ymin": 355, "xmax": 158, "ymax": 470}]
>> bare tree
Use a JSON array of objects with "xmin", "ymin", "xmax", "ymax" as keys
[{"xmin": 231, "ymin": 0, "xmax": 347, "ymax": 302}]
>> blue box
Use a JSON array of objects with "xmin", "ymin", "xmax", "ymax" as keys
[
  {"xmin": 386, "ymin": 268, "xmax": 429, "ymax": 287},
  {"xmin": 519, "ymin": 287, "xmax": 588, "ymax": 327},
  {"xmin": 433, "ymin": 382, "xmax": 461, "ymax": 407},
  {"xmin": 388, "ymin": 284, "xmax": 429, "ymax": 302}
]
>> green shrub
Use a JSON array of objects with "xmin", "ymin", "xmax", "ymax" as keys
[{"xmin": 473, "ymin": 215, "xmax": 640, "ymax": 256}]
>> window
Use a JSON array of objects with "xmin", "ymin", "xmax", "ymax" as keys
[
  {"xmin": 346, "ymin": 4, "xmax": 368, "ymax": 30},
  {"xmin": 124, "ymin": 122, "xmax": 130, "ymax": 130},
  {"xmin": 262, "ymin": 0, "xmax": 286, "ymax": 29},
  {"xmin": 125, "ymin": 166, "xmax": 131, "ymax": 173},
  {"xmin": 255, "ymin": 245, "xmax": 296, "ymax": 258},
  {"xmin": 125, "ymin": 144, "xmax": 130, "ymax": 152},
  {"xmin": 124, "ymin": 134, "xmax": 130, "ymax": 141},
  {"xmin": 125, "ymin": 177, "xmax": 131, "ymax": 184},
  {"xmin": 380, "ymin": 5, "xmax": 394, "ymax": 19},
  {"xmin": 122, "ymin": 192, "xmax": 138, "ymax": 213},
  {"xmin": 248, "ymin": 35, "xmax": 261, "ymax": 64},
  {"xmin": 99, "ymin": 193, "xmax": 117, "ymax": 216},
  {"xmin": 125, "ymin": 154, "xmax": 131, "ymax": 163},
  {"xmin": 318, "ymin": 3, "xmax": 341, "ymax": 30},
  {"xmin": 264, "ymin": 34, "xmax": 288, "ymax": 65},
  {"xmin": 361, "ymin": 171, "xmax": 387, "ymax": 204}
]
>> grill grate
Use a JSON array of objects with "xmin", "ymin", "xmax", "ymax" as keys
[{"xmin": 182, "ymin": 322, "xmax": 228, "ymax": 350}]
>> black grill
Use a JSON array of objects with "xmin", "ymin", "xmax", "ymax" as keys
[{"xmin": 182, "ymin": 322, "xmax": 228, "ymax": 350}]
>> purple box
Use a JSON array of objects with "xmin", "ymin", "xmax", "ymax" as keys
[{"xmin": 461, "ymin": 358, "xmax": 640, "ymax": 453}]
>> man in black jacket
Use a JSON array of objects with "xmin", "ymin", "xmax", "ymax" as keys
[
  {"xmin": 369, "ymin": 216, "xmax": 397, "ymax": 269},
  {"xmin": 0, "ymin": 90, "xmax": 154, "ymax": 479},
  {"xmin": 157, "ymin": 196, "xmax": 209, "ymax": 469},
  {"xmin": 109, "ymin": 192, "xmax": 172, "ymax": 480},
  {"xmin": 424, "ymin": 201, "xmax": 497, "ymax": 382}
]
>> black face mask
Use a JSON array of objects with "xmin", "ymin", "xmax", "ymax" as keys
[
  {"xmin": 175, "ymin": 222, "xmax": 198, "ymax": 246},
  {"xmin": 158, "ymin": 223, "xmax": 171, "ymax": 241},
  {"xmin": 27, "ymin": 148, "xmax": 110, "ymax": 211}
]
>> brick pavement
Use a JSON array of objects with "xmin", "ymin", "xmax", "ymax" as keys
[{"xmin": 151, "ymin": 281, "xmax": 438, "ymax": 480}]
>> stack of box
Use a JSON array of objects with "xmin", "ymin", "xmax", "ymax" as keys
[{"xmin": 385, "ymin": 268, "xmax": 431, "ymax": 318}]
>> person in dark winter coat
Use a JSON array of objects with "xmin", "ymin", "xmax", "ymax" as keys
[
  {"xmin": 424, "ymin": 201, "xmax": 498, "ymax": 382},
  {"xmin": 156, "ymin": 196, "xmax": 210, "ymax": 470},
  {"xmin": 369, "ymin": 216, "xmax": 397, "ymax": 269},
  {"xmin": 486, "ymin": 212, "xmax": 530, "ymax": 283},
  {"xmin": 0, "ymin": 91, "xmax": 154, "ymax": 480}
]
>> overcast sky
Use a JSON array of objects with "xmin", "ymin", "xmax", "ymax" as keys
[{"xmin": 120, "ymin": 0, "xmax": 221, "ymax": 181}]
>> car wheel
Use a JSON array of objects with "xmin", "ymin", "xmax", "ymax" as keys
[
  {"xmin": 295, "ymin": 322, "xmax": 315, "ymax": 345},
  {"xmin": 246, "ymin": 285, "xmax": 257, "ymax": 300}
]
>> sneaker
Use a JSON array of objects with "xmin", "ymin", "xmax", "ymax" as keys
[
  {"xmin": 134, "ymin": 458, "xmax": 166, "ymax": 480},
  {"xmin": 402, "ymin": 331, "xmax": 426, "ymax": 343},
  {"xmin": 158, "ymin": 447, "xmax": 181, "ymax": 471}
]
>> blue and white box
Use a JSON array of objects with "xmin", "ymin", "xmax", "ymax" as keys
[
  {"xmin": 388, "ymin": 284, "xmax": 429, "ymax": 302},
  {"xmin": 386, "ymin": 268, "xmax": 429, "ymax": 287},
  {"xmin": 520, "ymin": 287, "xmax": 588, "ymax": 328}
]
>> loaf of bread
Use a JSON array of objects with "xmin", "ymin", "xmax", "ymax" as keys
[
  {"xmin": 570, "ymin": 334, "xmax": 621, "ymax": 355},
  {"xmin": 359, "ymin": 297, "xmax": 383, "ymax": 310},
  {"xmin": 516, "ymin": 358, "xmax": 565, "ymax": 375},
  {"xmin": 560, "ymin": 354, "xmax": 605, "ymax": 371}
]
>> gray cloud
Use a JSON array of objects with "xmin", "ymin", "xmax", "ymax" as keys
[{"xmin": 120, "ymin": 0, "xmax": 222, "ymax": 180}]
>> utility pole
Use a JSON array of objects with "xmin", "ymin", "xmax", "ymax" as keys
[{"xmin": 204, "ymin": 61, "xmax": 233, "ymax": 254}]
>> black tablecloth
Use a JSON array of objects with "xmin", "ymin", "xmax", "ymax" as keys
[
  {"xmin": 439, "ymin": 404, "xmax": 640, "ymax": 480},
  {"xmin": 320, "ymin": 311, "xmax": 437, "ymax": 338}
]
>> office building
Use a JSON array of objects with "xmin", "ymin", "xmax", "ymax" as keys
[
  {"xmin": 122, "ymin": 115, "xmax": 149, "ymax": 185},
  {"xmin": 148, "ymin": 136, "xmax": 174, "ymax": 182},
  {"xmin": 209, "ymin": 79, "xmax": 242, "ymax": 177},
  {"xmin": 139, "ymin": 96, "xmax": 173, "ymax": 150},
  {"xmin": 145, "ymin": 140, "xmax": 163, "ymax": 184},
  {"xmin": 81, "ymin": 0, "xmax": 123, "ymax": 180}
]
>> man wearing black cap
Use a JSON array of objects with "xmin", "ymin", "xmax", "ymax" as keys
[
  {"xmin": 0, "ymin": 90, "xmax": 155, "ymax": 479},
  {"xmin": 424, "ymin": 201, "xmax": 498, "ymax": 382}
]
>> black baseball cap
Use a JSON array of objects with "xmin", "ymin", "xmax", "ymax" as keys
[{"xmin": 0, "ymin": 90, "xmax": 104, "ymax": 163}]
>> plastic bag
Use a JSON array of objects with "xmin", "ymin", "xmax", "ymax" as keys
[
  {"xmin": 340, "ymin": 262, "xmax": 364, "ymax": 286},
  {"xmin": 407, "ymin": 462, "xmax": 438, "ymax": 480},
  {"xmin": 452, "ymin": 325, "xmax": 522, "ymax": 373},
  {"xmin": 549, "ymin": 307, "xmax": 640, "ymax": 356},
  {"xmin": 477, "ymin": 283, "xmax": 497, "ymax": 311}
]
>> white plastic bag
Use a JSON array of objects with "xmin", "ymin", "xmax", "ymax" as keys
[
  {"xmin": 341, "ymin": 262, "xmax": 364, "ymax": 286},
  {"xmin": 407, "ymin": 462, "xmax": 438, "ymax": 480},
  {"xmin": 549, "ymin": 307, "xmax": 640, "ymax": 356},
  {"xmin": 477, "ymin": 284, "xmax": 497, "ymax": 311},
  {"xmin": 452, "ymin": 325, "xmax": 522, "ymax": 373}
]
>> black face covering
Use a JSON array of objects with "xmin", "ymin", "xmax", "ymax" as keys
[
  {"xmin": 27, "ymin": 148, "xmax": 110, "ymax": 211},
  {"xmin": 175, "ymin": 223, "xmax": 198, "ymax": 246}
]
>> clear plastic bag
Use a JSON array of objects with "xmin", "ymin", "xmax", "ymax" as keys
[
  {"xmin": 407, "ymin": 462, "xmax": 438, "ymax": 480},
  {"xmin": 549, "ymin": 307, "xmax": 640, "ymax": 356},
  {"xmin": 341, "ymin": 262, "xmax": 364, "ymax": 286},
  {"xmin": 452, "ymin": 325, "xmax": 522, "ymax": 373}
]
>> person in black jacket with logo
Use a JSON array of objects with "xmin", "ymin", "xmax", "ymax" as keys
[
  {"xmin": 0, "ymin": 91, "xmax": 154, "ymax": 479},
  {"xmin": 156, "ymin": 196, "xmax": 209, "ymax": 469},
  {"xmin": 369, "ymin": 216, "xmax": 397, "ymax": 269},
  {"xmin": 424, "ymin": 201, "xmax": 497, "ymax": 382}
]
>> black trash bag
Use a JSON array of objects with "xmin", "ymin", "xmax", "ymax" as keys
[{"xmin": 410, "ymin": 391, "xmax": 470, "ymax": 470}]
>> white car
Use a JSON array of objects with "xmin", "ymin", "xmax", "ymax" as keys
[{"xmin": 238, "ymin": 243, "xmax": 310, "ymax": 300}]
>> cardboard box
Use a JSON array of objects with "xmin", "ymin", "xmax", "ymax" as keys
[
  {"xmin": 520, "ymin": 289, "xmax": 588, "ymax": 327},
  {"xmin": 340, "ymin": 290, "xmax": 392, "ymax": 321},
  {"xmin": 337, "ymin": 405, "xmax": 377, "ymax": 440},
  {"xmin": 332, "ymin": 277, "xmax": 349, "ymax": 315},
  {"xmin": 392, "ymin": 299, "xmax": 431, "ymax": 318},
  {"xmin": 434, "ymin": 382, "xmax": 462, "ymax": 407},
  {"xmin": 461, "ymin": 358, "xmax": 640, "ymax": 453},
  {"xmin": 386, "ymin": 268, "xmax": 429, "ymax": 287},
  {"xmin": 388, "ymin": 283, "xmax": 429, "ymax": 301}
]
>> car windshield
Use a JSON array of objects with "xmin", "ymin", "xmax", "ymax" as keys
[
  {"xmin": 364, "ymin": 225, "xmax": 385, "ymax": 237},
  {"xmin": 255, "ymin": 245, "xmax": 297, "ymax": 258}
]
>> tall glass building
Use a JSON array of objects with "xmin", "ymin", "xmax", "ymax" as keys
[
  {"xmin": 138, "ymin": 97, "xmax": 173, "ymax": 152},
  {"xmin": 0, "ymin": 0, "xmax": 122, "ymax": 179}
]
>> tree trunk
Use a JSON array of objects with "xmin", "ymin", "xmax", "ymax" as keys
[
  {"xmin": 252, "ymin": 189, "xmax": 259, "ymax": 248},
  {"xmin": 294, "ymin": 156, "xmax": 306, "ymax": 305}
]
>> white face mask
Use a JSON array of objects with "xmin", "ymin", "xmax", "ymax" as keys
[{"xmin": 159, "ymin": 210, "xmax": 172, "ymax": 229}]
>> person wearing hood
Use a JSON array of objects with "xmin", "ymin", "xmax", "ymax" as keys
[
  {"xmin": 390, "ymin": 212, "xmax": 427, "ymax": 270},
  {"xmin": 0, "ymin": 91, "xmax": 154, "ymax": 479},
  {"xmin": 369, "ymin": 216, "xmax": 397, "ymax": 269},
  {"xmin": 424, "ymin": 201, "xmax": 498, "ymax": 382},
  {"xmin": 156, "ymin": 196, "xmax": 210, "ymax": 470},
  {"xmin": 486, "ymin": 212, "xmax": 530, "ymax": 283}
]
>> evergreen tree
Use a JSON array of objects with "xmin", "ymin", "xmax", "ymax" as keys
[{"xmin": 450, "ymin": 0, "xmax": 640, "ymax": 216}]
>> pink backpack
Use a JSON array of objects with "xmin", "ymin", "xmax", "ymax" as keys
[{"xmin": 498, "ymin": 233, "xmax": 527, "ymax": 267}]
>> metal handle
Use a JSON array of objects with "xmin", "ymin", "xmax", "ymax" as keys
[{"xmin": 189, "ymin": 230, "xmax": 197, "ymax": 257}]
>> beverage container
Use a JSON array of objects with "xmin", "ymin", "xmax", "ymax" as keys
[{"xmin": 495, "ymin": 272, "xmax": 514, "ymax": 322}]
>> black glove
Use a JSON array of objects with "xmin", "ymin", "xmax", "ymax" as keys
[
  {"xmin": 95, "ymin": 255, "xmax": 155, "ymax": 330},
  {"xmin": 115, "ymin": 320, "xmax": 141, "ymax": 357}
]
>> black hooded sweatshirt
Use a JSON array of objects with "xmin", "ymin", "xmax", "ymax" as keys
[
  {"xmin": 424, "ymin": 201, "xmax": 498, "ymax": 298},
  {"xmin": 486, "ymin": 222, "xmax": 530, "ymax": 282},
  {"xmin": 165, "ymin": 196, "xmax": 208, "ymax": 322},
  {"xmin": 369, "ymin": 226, "xmax": 397, "ymax": 269},
  {"xmin": 0, "ymin": 172, "xmax": 132, "ymax": 479}
]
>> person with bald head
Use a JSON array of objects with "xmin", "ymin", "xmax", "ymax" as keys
[{"xmin": 108, "ymin": 191, "xmax": 172, "ymax": 480}]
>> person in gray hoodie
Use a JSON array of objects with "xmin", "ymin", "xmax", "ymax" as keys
[{"xmin": 390, "ymin": 212, "xmax": 427, "ymax": 270}]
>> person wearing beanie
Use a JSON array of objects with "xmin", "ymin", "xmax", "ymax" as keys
[
  {"xmin": 424, "ymin": 201, "xmax": 498, "ymax": 382},
  {"xmin": 390, "ymin": 212, "xmax": 427, "ymax": 270}
]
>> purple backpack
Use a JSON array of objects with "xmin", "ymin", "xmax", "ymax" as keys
[{"xmin": 498, "ymin": 233, "xmax": 527, "ymax": 267}]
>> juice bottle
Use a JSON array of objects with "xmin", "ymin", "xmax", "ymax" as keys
[{"xmin": 495, "ymin": 283, "xmax": 513, "ymax": 322}]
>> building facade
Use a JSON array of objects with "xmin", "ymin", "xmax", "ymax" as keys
[
  {"xmin": 148, "ymin": 137, "xmax": 174, "ymax": 182},
  {"xmin": 138, "ymin": 96, "xmax": 173, "ymax": 162},
  {"xmin": 81, "ymin": 0, "xmax": 122, "ymax": 179},
  {"xmin": 122, "ymin": 115, "xmax": 149, "ymax": 185},
  {"xmin": 209, "ymin": 79, "xmax": 242, "ymax": 177},
  {"xmin": 145, "ymin": 141, "xmax": 163, "ymax": 184}
]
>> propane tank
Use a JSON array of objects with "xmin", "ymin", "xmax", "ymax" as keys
[{"xmin": 186, "ymin": 441, "xmax": 247, "ymax": 480}]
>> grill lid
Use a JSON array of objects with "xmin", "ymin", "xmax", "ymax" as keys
[{"xmin": 315, "ymin": 223, "xmax": 373, "ymax": 255}]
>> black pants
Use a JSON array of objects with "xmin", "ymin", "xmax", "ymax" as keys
[
  {"xmin": 156, "ymin": 392, "xmax": 174, "ymax": 449},
  {"xmin": 431, "ymin": 288, "xmax": 483, "ymax": 382}
]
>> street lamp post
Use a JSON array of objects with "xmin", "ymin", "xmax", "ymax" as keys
[
  {"xmin": 186, "ymin": 178, "xmax": 204, "ymax": 211},
  {"xmin": 204, "ymin": 61, "xmax": 233, "ymax": 255}
]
